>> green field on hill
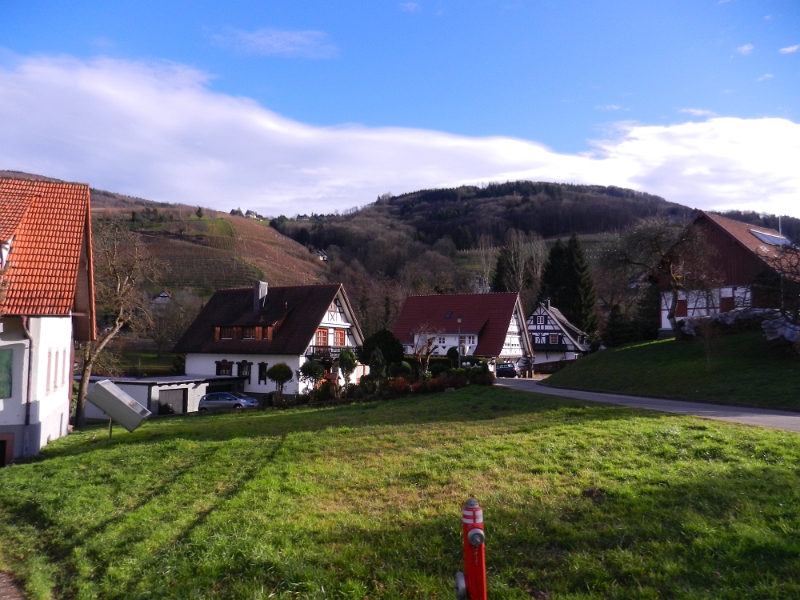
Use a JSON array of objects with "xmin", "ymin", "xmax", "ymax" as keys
[
  {"xmin": 546, "ymin": 332, "xmax": 800, "ymax": 410},
  {"xmin": 2, "ymin": 387, "xmax": 800, "ymax": 599}
]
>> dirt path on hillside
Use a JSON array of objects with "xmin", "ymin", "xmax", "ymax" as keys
[
  {"xmin": 0, "ymin": 572, "xmax": 24, "ymax": 600},
  {"xmin": 499, "ymin": 379, "xmax": 800, "ymax": 433}
]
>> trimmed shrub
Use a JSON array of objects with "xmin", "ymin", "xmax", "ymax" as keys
[{"xmin": 390, "ymin": 377, "xmax": 412, "ymax": 395}]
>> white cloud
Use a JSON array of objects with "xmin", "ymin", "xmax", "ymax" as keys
[
  {"xmin": 399, "ymin": 3, "xmax": 421, "ymax": 12},
  {"xmin": 679, "ymin": 108, "xmax": 717, "ymax": 117},
  {"xmin": 0, "ymin": 55, "xmax": 799, "ymax": 217},
  {"xmin": 211, "ymin": 28, "xmax": 338, "ymax": 59},
  {"xmin": 596, "ymin": 104, "xmax": 621, "ymax": 111},
  {"xmin": 779, "ymin": 45, "xmax": 799, "ymax": 54},
  {"xmin": 757, "ymin": 73, "xmax": 774, "ymax": 81},
  {"xmin": 737, "ymin": 44, "xmax": 754, "ymax": 55}
]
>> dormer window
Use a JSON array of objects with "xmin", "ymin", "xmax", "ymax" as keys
[
  {"xmin": 220, "ymin": 327, "xmax": 233, "ymax": 339},
  {"xmin": 242, "ymin": 327, "xmax": 255, "ymax": 339}
]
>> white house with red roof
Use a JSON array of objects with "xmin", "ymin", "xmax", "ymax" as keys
[
  {"xmin": 391, "ymin": 292, "xmax": 533, "ymax": 368},
  {"xmin": 174, "ymin": 282, "xmax": 367, "ymax": 398},
  {"xmin": 0, "ymin": 178, "xmax": 95, "ymax": 462},
  {"xmin": 660, "ymin": 212, "xmax": 796, "ymax": 334}
]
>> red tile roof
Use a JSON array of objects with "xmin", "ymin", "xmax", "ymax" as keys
[
  {"xmin": 0, "ymin": 178, "xmax": 94, "ymax": 317},
  {"xmin": 699, "ymin": 211, "xmax": 788, "ymax": 262},
  {"xmin": 392, "ymin": 292, "xmax": 528, "ymax": 357}
]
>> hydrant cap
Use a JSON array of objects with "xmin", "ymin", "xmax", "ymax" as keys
[
  {"xmin": 467, "ymin": 527, "xmax": 486, "ymax": 547},
  {"xmin": 465, "ymin": 498, "xmax": 479, "ymax": 509}
]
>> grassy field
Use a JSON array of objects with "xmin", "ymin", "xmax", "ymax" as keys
[
  {"xmin": 546, "ymin": 332, "xmax": 800, "ymax": 410},
  {"xmin": 3, "ymin": 387, "xmax": 800, "ymax": 599}
]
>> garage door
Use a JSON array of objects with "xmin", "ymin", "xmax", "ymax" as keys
[{"xmin": 159, "ymin": 388, "xmax": 187, "ymax": 415}]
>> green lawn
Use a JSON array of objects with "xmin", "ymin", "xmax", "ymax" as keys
[
  {"xmin": 546, "ymin": 332, "xmax": 800, "ymax": 410},
  {"xmin": 3, "ymin": 387, "xmax": 800, "ymax": 598},
  {"xmin": 114, "ymin": 350, "xmax": 175, "ymax": 377}
]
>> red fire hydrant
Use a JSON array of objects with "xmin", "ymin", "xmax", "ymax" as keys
[{"xmin": 455, "ymin": 497, "xmax": 487, "ymax": 599}]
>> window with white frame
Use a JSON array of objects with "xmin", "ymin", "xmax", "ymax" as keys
[{"xmin": 536, "ymin": 315, "xmax": 545, "ymax": 325}]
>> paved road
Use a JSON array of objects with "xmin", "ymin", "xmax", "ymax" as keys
[{"xmin": 497, "ymin": 379, "xmax": 800, "ymax": 433}]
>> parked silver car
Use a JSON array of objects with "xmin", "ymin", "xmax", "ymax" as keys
[{"xmin": 198, "ymin": 391, "xmax": 259, "ymax": 411}]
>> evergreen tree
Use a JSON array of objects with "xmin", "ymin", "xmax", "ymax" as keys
[
  {"xmin": 564, "ymin": 234, "xmax": 599, "ymax": 335},
  {"xmin": 491, "ymin": 247, "xmax": 513, "ymax": 292},
  {"xmin": 602, "ymin": 305, "xmax": 636, "ymax": 347},
  {"xmin": 634, "ymin": 282, "xmax": 661, "ymax": 341},
  {"xmin": 539, "ymin": 235, "xmax": 599, "ymax": 335},
  {"xmin": 539, "ymin": 239, "xmax": 568, "ymax": 304}
]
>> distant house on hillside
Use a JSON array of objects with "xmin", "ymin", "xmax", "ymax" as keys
[
  {"xmin": 0, "ymin": 178, "xmax": 96, "ymax": 462},
  {"xmin": 660, "ymin": 211, "xmax": 797, "ymax": 334},
  {"xmin": 174, "ymin": 282, "xmax": 367, "ymax": 398},
  {"xmin": 527, "ymin": 301, "xmax": 589, "ymax": 373},
  {"xmin": 392, "ymin": 293, "xmax": 532, "ymax": 369}
]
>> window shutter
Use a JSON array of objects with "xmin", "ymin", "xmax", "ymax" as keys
[
  {"xmin": 214, "ymin": 327, "xmax": 220, "ymax": 341},
  {"xmin": 255, "ymin": 327, "xmax": 263, "ymax": 340}
]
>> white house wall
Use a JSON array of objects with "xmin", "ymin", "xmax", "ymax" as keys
[
  {"xmin": 0, "ymin": 317, "xmax": 31, "ymax": 457},
  {"xmin": 500, "ymin": 312, "xmax": 525, "ymax": 359},
  {"xmin": 659, "ymin": 287, "xmax": 752, "ymax": 330},
  {"xmin": 0, "ymin": 316, "xmax": 72, "ymax": 458},
  {"xmin": 187, "ymin": 353, "xmax": 304, "ymax": 395}
]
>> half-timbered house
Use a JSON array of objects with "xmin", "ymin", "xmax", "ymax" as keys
[
  {"xmin": 174, "ymin": 282, "xmax": 367, "ymax": 398},
  {"xmin": 527, "ymin": 301, "xmax": 589, "ymax": 372},
  {"xmin": 392, "ymin": 293, "xmax": 533, "ymax": 369},
  {"xmin": 660, "ymin": 211, "xmax": 796, "ymax": 334}
]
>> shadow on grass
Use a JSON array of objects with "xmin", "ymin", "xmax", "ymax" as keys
[
  {"xmin": 40, "ymin": 387, "xmax": 662, "ymax": 461},
  {"xmin": 139, "ymin": 464, "xmax": 800, "ymax": 599},
  {"xmin": 20, "ymin": 437, "xmax": 288, "ymax": 599}
]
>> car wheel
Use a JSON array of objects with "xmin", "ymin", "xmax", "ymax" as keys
[
  {"xmin": 233, "ymin": 404, "xmax": 243, "ymax": 410},
  {"xmin": 199, "ymin": 407, "xmax": 208, "ymax": 412}
]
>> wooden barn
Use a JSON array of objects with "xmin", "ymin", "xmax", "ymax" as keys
[{"xmin": 660, "ymin": 211, "xmax": 796, "ymax": 333}]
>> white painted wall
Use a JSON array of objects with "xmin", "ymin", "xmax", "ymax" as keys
[
  {"xmin": 0, "ymin": 317, "xmax": 29, "ymax": 428},
  {"xmin": 0, "ymin": 315, "xmax": 72, "ymax": 456},
  {"xmin": 186, "ymin": 353, "xmax": 304, "ymax": 395},
  {"xmin": 659, "ymin": 287, "xmax": 753, "ymax": 330}
]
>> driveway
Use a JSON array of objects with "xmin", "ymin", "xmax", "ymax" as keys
[{"xmin": 497, "ymin": 379, "xmax": 800, "ymax": 433}]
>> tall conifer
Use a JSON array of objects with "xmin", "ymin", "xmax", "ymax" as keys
[
  {"xmin": 564, "ymin": 234, "xmax": 599, "ymax": 335},
  {"xmin": 539, "ymin": 239, "xmax": 568, "ymax": 304}
]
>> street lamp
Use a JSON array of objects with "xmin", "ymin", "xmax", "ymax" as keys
[{"xmin": 457, "ymin": 315, "xmax": 462, "ymax": 365}]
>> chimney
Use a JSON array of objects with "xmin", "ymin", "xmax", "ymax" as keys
[
  {"xmin": 253, "ymin": 281, "xmax": 268, "ymax": 312},
  {"xmin": 546, "ymin": 298, "xmax": 551, "ymax": 310}
]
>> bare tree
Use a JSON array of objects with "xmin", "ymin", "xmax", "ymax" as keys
[
  {"xmin": 410, "ymin": 323, "xmax": 442, "ymax": 376},
  {"xmin": 494, "ymin": 229, "xmax": 548, "ymax": 295},
  {"xmin": 476, "ymin": 235, "xmax": 496, "ymax": 293},
  {"xmin": 146, "ymin": 290, "xmax": 202, "ymax": 357},
  {"xmin": 74, "ymin": 219, "xmax": 162, "ymax": 427},
  {"xmin": 604, "ymin": 217, "xmax": 718, "ymax": 338},
  {"xmin": 763, "ymin": 245, "xmax": 800, "ymax": 327}
]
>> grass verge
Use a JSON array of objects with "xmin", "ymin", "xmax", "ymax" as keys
[
  {"xmin": 2, "ymin": 387, "xmax": 800, "ymax": 598},
  {"xmin": 546, "ymin": 331, "xmax": 800, "ymax": 410}
]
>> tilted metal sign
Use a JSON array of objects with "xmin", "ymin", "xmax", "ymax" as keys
[{"xmin": 86, "ymin": 379, "xmax": 151, "ymax": 432}]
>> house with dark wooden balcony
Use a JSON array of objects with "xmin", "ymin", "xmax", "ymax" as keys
[
  {"xmin": 659, "ymin": 212, "xmax": 797, "ymax": 334},
  {"xmin": 392, "ymin": 292, "xmax": 533, "ymax": 370},
  {"xmin": 174, "ymin": 282, "xmax": 366, "ymax": 398},
  {"xmin": 527, "ymin": 300, "xmax": 589, "ymax": 373}
]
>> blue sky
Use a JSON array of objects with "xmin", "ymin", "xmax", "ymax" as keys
[{"xmin": 1, "ymin": 0, "xmax": 799, "ymax": 216}]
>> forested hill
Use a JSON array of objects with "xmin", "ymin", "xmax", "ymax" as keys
[
  {"xmin": 385, "ymin": 181, "xmax": 692, "ymax": 246},
  {"xmin": 275, "ymin": 181, "xmax": 694, "ymax": 253}
]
